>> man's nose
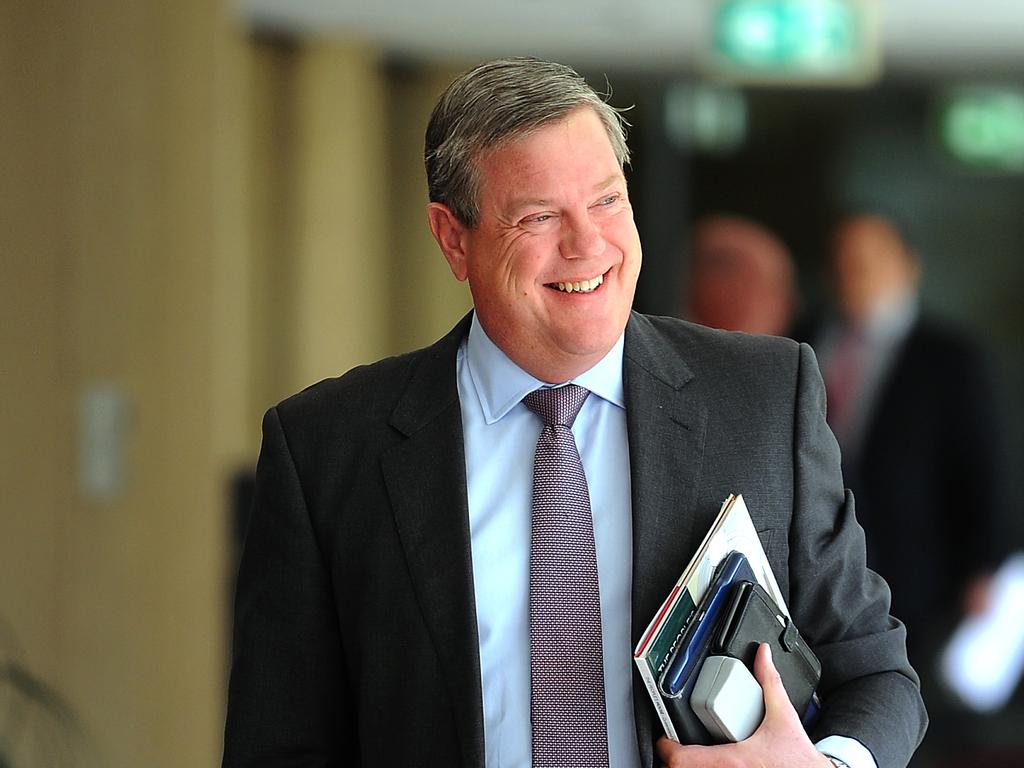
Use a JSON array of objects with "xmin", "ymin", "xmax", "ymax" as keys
[{"xmin": 562, "ymin": 214, "xmax": 604, "ymax": 259}]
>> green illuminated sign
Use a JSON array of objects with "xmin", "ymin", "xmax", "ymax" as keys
[
  {"xmin": 939, "ymin": 89, "xmax": 1024, "ymax": 172},
  {"xmin": 709, "ymin": 0, "xmax": 878, "ymax": 84}
]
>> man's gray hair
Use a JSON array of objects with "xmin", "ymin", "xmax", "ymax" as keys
[{"xmin": 425, "ymin": 57, "xmax": 630, "ymax": 228}]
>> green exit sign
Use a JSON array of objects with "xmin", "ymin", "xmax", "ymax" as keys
[
  {"xmin": 706, "ymin": 0, "xmax": 880, "ymax": 85},
  {"xmin": 938, "ymin": 88, "xmax": 1024, "ymax": 172}
]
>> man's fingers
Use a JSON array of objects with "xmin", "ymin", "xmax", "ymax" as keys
[
  {"xmin": 655, "ymin": 735, "xmax": 718, "ymax": 768},
  {"xmin": 752, "ymin": 642, "xmax": 801, "ymax": 728}
]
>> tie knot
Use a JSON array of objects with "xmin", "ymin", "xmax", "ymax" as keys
[{"xmin": 523, "ymin": 384, "xmax": 590, "ymax": 428}]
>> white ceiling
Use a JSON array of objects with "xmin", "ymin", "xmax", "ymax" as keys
[{"xmin": 239, "ymin": 0, "xmax": 1024, "ymax": 80}]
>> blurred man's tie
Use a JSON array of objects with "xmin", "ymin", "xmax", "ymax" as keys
[{"xmin": 825, "ymin": 327, "xmax": 868, "ymax": 451}]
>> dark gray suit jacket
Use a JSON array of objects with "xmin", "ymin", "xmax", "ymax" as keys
[{"xmin": 223, "ymin": 312, "xmax": 927, "ymax": 768}]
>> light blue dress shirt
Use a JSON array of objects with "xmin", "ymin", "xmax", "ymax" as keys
[
  {"xmin": 457, "ymin": 313, "xmax": 875, "ymax": 768},
  {"xmin": 457, "ymin": 314, "xmax": 639, "ymax": 768}
]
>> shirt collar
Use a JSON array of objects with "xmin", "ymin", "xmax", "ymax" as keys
[
  {"xmin": 863, "ymin": 291, "xmax": 918, "ymax": 342},
  {"xmin": 830, "ymin": 291, "xmax": 917, "ymax": 345},
  {"xmin": 465, "ymin": 312, "xmax": 626, "ymax": 425}
]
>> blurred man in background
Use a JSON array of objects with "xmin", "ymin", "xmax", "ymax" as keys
[
  {"xmin": 686, "ymin": 214, "xmax": 797, "ymax": 336},
  {"xmin": 802, "ymin": 213, "xmax": 1005, "ymax": 664}
]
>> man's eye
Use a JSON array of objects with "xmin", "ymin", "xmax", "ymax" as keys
[
  {"xmin": 595, "ymin": 194, "xmax": 619, "ymax": 207},
  {"xmin": 525, "ymin": 213, "xmax": 553, "ymax": 224}
]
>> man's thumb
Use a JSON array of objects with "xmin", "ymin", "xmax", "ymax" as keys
[{"xmin": 753, "ymin": 643, "xmax": 800, "ymax": 725}]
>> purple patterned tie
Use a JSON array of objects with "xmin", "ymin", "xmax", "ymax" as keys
[{"xmin": 523, "ymin": 384, "xmax": 610, "ymax": 767}]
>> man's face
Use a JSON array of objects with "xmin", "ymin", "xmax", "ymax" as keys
[
  {"xmin": 690, "ymin": 221, "xmax": 793, "ymax": 336},
  {"xmin": 832, "ymin": 217, "xmax": 918, "ymax": 324},
  {"xmin": 435, "ymin": 106, "xmax": 642, "ymax": 383}
]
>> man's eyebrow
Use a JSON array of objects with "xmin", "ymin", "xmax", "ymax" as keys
[
  {"xmin": 504, "ymin": 175, "xmax": 626, "ymax": 217},
  {"xmin": 504, "ymin": 197, "xmax": 550, "ymax": 217},
  {"xmin": 593, "ymin": 173, "xmax": 624, "ymax": 193}
]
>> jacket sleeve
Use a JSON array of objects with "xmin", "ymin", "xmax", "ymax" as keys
[
  {"xmin": 787, "ymin": 343, "xmax": 928, "ymax": 768},
  {"xmin": 223, "ymin": 407, "xmax": 355, "ymax": 767}
]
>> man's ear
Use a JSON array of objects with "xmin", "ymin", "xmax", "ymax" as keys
[{"xmin": 426, "ymin": 202, "xmax": 470, "ymax": 282}]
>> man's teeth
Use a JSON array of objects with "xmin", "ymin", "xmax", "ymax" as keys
[{"xmin": 553, "ymin": 274, "xmax": 604, "ymax": 293}]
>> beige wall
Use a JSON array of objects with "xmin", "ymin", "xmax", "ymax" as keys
[
  {"xmin": 247, "ymin": 43, "xmax": 471, "ymax": 416},
  {"xmin": 387, "ymin": 66, "xmax": 475, "ymax": 352},
  {"xmin": 2, "ymin": 2, "xmax": 246, "ymax": 765},
  {"xmin": 0, "ymin": 4, "xmax": 467, "ymax": 766}
]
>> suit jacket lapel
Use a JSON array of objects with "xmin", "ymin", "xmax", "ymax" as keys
[
  {"xmin": 381, "ymin": 314, "xmax": 485, "ymax": 768},
  {"xmin": 622, "ymin": 313, "xmax": 708, "ymax": 765}
]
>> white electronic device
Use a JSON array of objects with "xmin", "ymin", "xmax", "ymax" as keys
[{"xmin": 690, "ymin": 655, "xmax": 765, "ymax": 742}]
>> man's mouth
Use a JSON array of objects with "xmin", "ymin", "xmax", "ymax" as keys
[{"xmin": 546, "ymin": 272, "xmax": 605, "ymax": 294}]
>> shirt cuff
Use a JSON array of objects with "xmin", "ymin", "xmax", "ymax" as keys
[{"xmin": 815, "ymin": 735, "xmax": 877, "ymax": 768}]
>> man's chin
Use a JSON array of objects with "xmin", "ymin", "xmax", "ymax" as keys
[{"xmin": 551, "ymin": 331, "xmax": 623, "ymax": 365}]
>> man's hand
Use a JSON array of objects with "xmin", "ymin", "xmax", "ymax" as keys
[
  {"xmin": 962, "ymin": 571, "xmax": 994, "ymax": 616},
  {"xmin": 656, "ymin": 643, "xmax": 832, "ymax": 768}
]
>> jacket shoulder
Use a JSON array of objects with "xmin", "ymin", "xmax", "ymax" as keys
[
  {"xmin": 272, "ymin": 315, "xmax": 470, "ymax": 432},
  {"xmin": 274, "ymin": 350, "xmax": 417, "ymax": 427},
  {"xmin": 629, "ymin": 313, "xmax": 803, "ymax": 375}
]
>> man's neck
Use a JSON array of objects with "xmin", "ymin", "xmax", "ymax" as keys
[{"xmin": 464, "ymin": 313, "xmax": 625, "ymax": 421}]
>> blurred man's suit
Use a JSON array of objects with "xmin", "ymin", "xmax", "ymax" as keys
[
  {"xmin": 808, "ymin": 313, "xmax": 1003, "ymax": 656},
  {"xmin": 223, "ymin": 312, "xmax": 926, "ymax": 768}
]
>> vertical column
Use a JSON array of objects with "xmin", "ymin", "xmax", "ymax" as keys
[
  {"xmin": 289, "ymin": 40, "xmax": 391, "ymax": 393},
  {"xmin": 44, "ymin": 2, "xmax": 247, "ymax": 766},
  {"xmin": 0, "ymin": 0, "xmax": 69, "ymax": 689},
  {"xmin": 387, "ymin": 64, "xmax": 473, "ymax": 352}
]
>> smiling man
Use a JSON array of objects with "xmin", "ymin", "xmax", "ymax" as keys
[
  {"xmin": 223, "ymin": 58, "xmax": 927, "ymax": 768},
  {"xmin": 427, "ymin": 103, "xmax": 641, "ymax": 384}
]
